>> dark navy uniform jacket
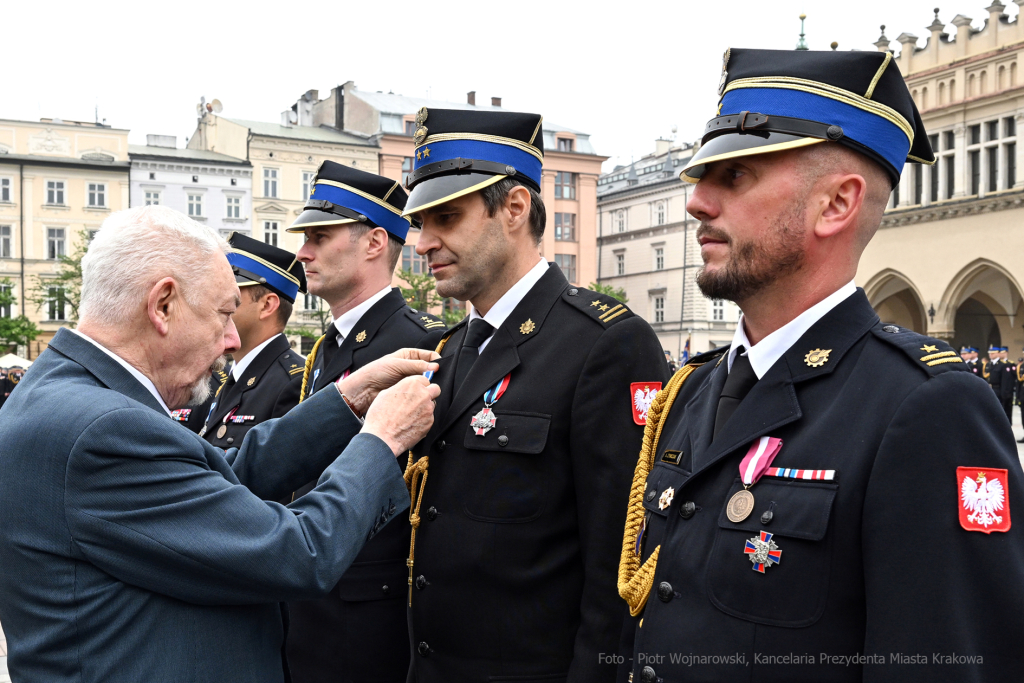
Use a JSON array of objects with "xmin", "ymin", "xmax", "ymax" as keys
[
  {"xmin": 287, "ymin": 287, "xmax": 445, "ymax": 683},
  {"xmin": 406, "ymin": 264, "xmax": 668, "ymax": 683},
  {"xmin": 628, "ymin": 291, "xmax": 1024, "ymax": 683},
  {"xmin": 201, "ymin": 334, "xmax": 304, "ymax": 450}
]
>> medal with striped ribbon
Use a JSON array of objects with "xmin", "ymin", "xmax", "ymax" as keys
[
  {"xmin": 726, "ymin": 436, "xmax": 783, "ymax": 523},
  {"xmin": 470, "ymin": 374, "xmax": 511, "ymax": 436}
]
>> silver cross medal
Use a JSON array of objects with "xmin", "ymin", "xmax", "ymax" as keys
[{"xmin": 470, "ymin": 407, "xmax": 497, "ymax": 436}]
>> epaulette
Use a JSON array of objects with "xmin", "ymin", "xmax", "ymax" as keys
[
  {"xmin": 686, "ymin": 346, "xmax": 729, "ymax": 367},
  {"xmin": 406, "ymin": 307, "xmax": 447, "ymax": 331},
  {"xmin": 869, "ymin": 322, "xmax": 967, "ymax": 375},
  {"xmin": 562, "ymin": 286, "xmax": 634, "ymax": 327},
  {"xmin": 278, "ymin": 350, "xmax": 306, "ymax": 377}
]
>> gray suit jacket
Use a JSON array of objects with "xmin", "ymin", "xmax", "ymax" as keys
[{"xmin": 0, "ymin": 328, "xmax": 409, "ymax": 682}]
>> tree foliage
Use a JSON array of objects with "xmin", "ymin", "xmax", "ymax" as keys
[
  {"xmin": 589, "ymin": 282, "xmax": 628, "ymax": 303},
  {"xmin": 398, "ymin": 269, "xmax": 465, "ymax": 326},
  {"xmin": 288, "ymin": 294, "xmax": 333, "ymax": 339},
  {"xmin": 0, "ymin": 278, "xmax": 40, "ymax": 352},
  {"xmin": 29, "ymin": 229, "xmax": 89, "ymax": 327}
]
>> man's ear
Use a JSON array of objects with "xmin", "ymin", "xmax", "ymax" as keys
[
  {"xmin": 364, "ymin": 227, "xmax": 390, "ymax": 262},
  {"xmin": 814, "ymin": 173, "xmax": 867, "ymax": 240},
  {"xmin": 505, "ymin": 185, "xmax": 531, "ymax": 237},
  {"xmin": 258, "ymin": 292, "xmax": 280, "ymax": 321},
  {"xmin": 146, "ymin": 277, "xmax": 179, "ymax": 336}
]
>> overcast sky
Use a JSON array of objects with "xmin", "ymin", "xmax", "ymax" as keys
[{"xmin": 6, "ymin": 1, "xmax": 1014, "ymax": 171}]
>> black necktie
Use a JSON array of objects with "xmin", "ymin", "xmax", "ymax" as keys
[
  {"xmin": 319, "ymin": 324, "xmax": 341, "ymax": 373},
  {"xmin": 454, "ymin": 319, "xmax": 495, "ymax": 391},
  {"xmin": 713, "ymin": 346, "xmax": 758, "ymax": 440}
]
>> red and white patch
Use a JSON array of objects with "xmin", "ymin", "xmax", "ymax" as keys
[
  {"xmin": 958, "ymin": 467, "xmax": 1011, "ymax": 534},
  {"xmin": 631, "ymin": 382, "xmax": 662, "ymax": 426}
]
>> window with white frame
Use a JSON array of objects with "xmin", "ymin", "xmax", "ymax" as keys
[
  {"xmin": 301, "ymin": 171, "xmax": 315, "ymax": 200},
  {"xmin": 47, "ymin": 286, "xmax": 67, "ymax": 321},
  {"xmin": 226, "ymin": 196, "xmax": 241, "ymax": 219},
  {"xmin": 555, "ymin": 254, "xmax": 577, "ymax": 283},
  {"xmin": 653, "ymin": 296, "xmax": 665, "ymax": 323},
  {"xmin": 264, "ymin": 168, "xmax": 279, "ymax": 198},
  {"xmin": 187, "ymin": 194, "xmax": 203, "ymax": 217},
  {"xmin": 712, "ymin": 299, "xmax": 725, "ymax": 321},
  {"xmin": 402, "ymin": 245, "xmax": 427, "ymax": 274},
  {"xmin": 655, "ymin": 201, "xmax": 666, "ymax": 226},
  {"xmin": 46, "ymin": 181, "xmax": 65, "ymax": 205},
  {"xmin": 615, "ymin": 210, "xmax": 625, "ymax": 233},
  {"xmin": 654, "ymin": 246, "xmax": 665, "ymax": 271},
  {"xmin": 0, "ymin": 178, "xmax": 10, "ymax": 203},
  {"xmin": 616, "ymin": 252, "xmax": 625, "ymax": 276},
  {"xmin": 87, "ymin": 183, "xmax": 106, "ymax": 208},
  {"xmin": 554, "ymin": 172, "xmax": 576, "ymax": 199},
  {"xmin": 144, "ymin": 190, "xmax": 160, "ymax": 206},
  {"xmin": 0, "ymin": 226, "xmax": 10, "ymax": 258},
  {"xmin": 47, "ymin": 228, "xmax": 65, "ymax": 260},
  {"xmin": 555, "ymin": 213, "xmax": 576, "ymax": 241},
  {"xmin": 264, "ymin": 221, "xmax": 279, "ymax": 247},
  {"xmin": 402, "ymin": 157, "xmax": 414, "ymax": 186},
  {"xmin": 304, "ymin": 292, "xmax": 320, "ymax": 311}
]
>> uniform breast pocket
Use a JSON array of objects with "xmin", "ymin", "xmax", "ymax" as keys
[
  {"xmin": 462, "ymin": 411, "xmax": 551, "ymax": 522},
  {"xmin": 706, "ymin": 478, "xmax": 837, "ymax": 628}
]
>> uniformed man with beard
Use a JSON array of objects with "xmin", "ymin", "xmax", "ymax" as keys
[
  {"xmin": 401, "ymin": 108, "xmax": 668, "ymax": 682},
  {"xmin": 619, "ymin": 48, "xmax": 1024, "ymax": 683}
]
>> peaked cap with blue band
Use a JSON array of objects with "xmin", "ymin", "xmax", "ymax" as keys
[
  {"xmin": 226, "ymin": 232, "xmax": 306, "ymax": 304},
  {"xmin": 681, "ymin": 48, "xmax": 934, "ymax": 186},
  {"xmin": 288, "ymin": 160, "xmax": 412, "ymax": 242},
  {"xmin": 403, "ymin": 107, "xmax": 545, "ymax": 216}
]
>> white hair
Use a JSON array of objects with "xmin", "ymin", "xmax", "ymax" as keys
[{"xmin": 80, "ymin": 205, "xmax": 229, "ymax": 326}]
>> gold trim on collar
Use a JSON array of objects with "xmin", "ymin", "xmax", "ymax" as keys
[
  {"xmin": 680, "ymin": 138, "xmax": 825, "ymax": 183},
  {"xmin": 232, "ymin": 249, "xmax": 301, "ymax": 286},
  {"xmin": 723, "ymin": 76, "xmax": 914, "ymax": 144},
  {"xmin": 417, "ymin": 133, "xmax": 544, "ymax": 163},
  {"xmin": 314, "ymin": 179, "xmax": 405, "ymax": 216},
  {"xmin": 402, "ymin": 174, "xmax": 506, "ymax": 217}
]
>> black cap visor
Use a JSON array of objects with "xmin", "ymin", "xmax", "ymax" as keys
[
  {"xmin": 403, "ymin": 172, "xmax": 507, "ymax": 217},
  {"xmin": 681, "ymin": 130, "xmax": 825, "ymax": 183}
]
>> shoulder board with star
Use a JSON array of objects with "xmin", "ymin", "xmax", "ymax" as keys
[
  {"xmin": 869, "ymin": 323, "xmax": 968, "ymax": 375},
  {"xmin": 563, "ymin": 287, "xmax": 635, "ymax": 327},
  {"xmin": 405, "ymin": 307, "xmax": 447, "ymax": 331},
  {"xmin": 278, "ymin": 350, "xmax": 306, "ymax": 376},
  {"xmin": 686, "ymin": 346, "xmax": 729, "ymax": 367}
]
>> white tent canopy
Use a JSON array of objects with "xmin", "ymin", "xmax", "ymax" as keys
[{"xmin": 0, "ymin": 353, "xmax": 31, "ymax": 368}]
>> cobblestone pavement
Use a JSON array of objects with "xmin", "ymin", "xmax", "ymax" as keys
[{"xmin": 0, "ymin": 408, "xmax": 1020, "ymax": 683}]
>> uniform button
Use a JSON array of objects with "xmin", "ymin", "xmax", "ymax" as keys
[
  {"xmin": 426, "ymin": 506, "xmax": 438, "ymax": 521},
  {"xmin": 679, "ymin": 501, "xmax": 696, "ymax": 519},
  {"xmin": 641, "ymin": 666, "xmax": 657, "ymax": 683},
  {"xmin": 760, "ymin": 510, "xmax": 774, "ymax": 525},
  {"xmin": 497, "ymin": 435, "xmax": 509, "ymax": 447},
  {"xmin": 417, "ymin": 641, "xmax": 430, "ymax": 657},
  {"xmin": 646, "ymin": 489, "xmax": 656, "ymax": 502},
  {"xmin": 568, "ymin": 288, "xmax": 579, "ymax": 296},
  {"xmin": 226, "ymin": 437, "xmax": 234, "ymax": 445},
  {"xmin": 415, "ymin": 575, "xmax": 428, "ymax": 590},
  {"xmin": 382, "ymin": 584, "xmax": 390, "ymax": 595},
  {"xmin": 436, "ymin": 440, "xmax": 446, "ymax": 452},
  {"xmin": 657, "ymin": 581, "xmax": 673, "ymax": 602}
]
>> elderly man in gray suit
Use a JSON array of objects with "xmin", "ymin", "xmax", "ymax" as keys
[{"xmin": 0, "ymin": 205, "xmax": 440, "ymax": 683}]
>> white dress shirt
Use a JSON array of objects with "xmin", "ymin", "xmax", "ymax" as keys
[
  {"xmin": 727, "ymin": 281, "xmax": 857, "ymax": 379},
  {"xmin": 71, "ymin": 329, "xmax": 172, "ymax": 416},
  {"xmin": 231, "ymin": 333, "xmax": 282, "ymax": 381},
  {"xmin": 332, "ymin": 286, "xmax": 393, "ymax": 346},
  {"xmin": 468, "ymin": 257, "xmax": 547, "ymax": 352}
]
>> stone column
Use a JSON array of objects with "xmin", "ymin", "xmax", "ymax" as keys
[
  {"xmin": 1015, "ymin": 111, "xmax": 1024, "ymax": 189},
  {"xmin": 923, "ymin": 163, "xmax": 933, "ymax": 205},
  {"xmin": 953, "ymin": 124, "xmax": 967, "ymax": 198}
]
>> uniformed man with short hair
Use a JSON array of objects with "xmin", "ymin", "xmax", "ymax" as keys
[
  {"xmin": 198, "ymin": 232, "xmax": 307, "ymax": 450},
  {"xmin": 998, "ymin": 346, "xmax": 1017, "ymax": 422},
  {"xmin": 401, "ymin": 108, "xmax": 668, "ymax": 682},
  {"xmin": 984, "ymin": 343, "xmax": 1001, "ymax": 390},
  {"xmin": 961, "ymin": 345, "xmax": 982, "ymax": 378},
  {"xmin": 619, "ymin": 48, "xmax": 1024, "ymax": 683},
  {"xmin": 283, "ymin": 161, "xmax": 446, "ymax": 683}
]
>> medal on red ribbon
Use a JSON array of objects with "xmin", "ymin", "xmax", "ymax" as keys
[
  {"xmin": 470, "ymin": 374, "xmax": 511, "ymax": 436},
  {"xmin": 726, "ymin": 436, "xmax": 783, "ymax": 523}
]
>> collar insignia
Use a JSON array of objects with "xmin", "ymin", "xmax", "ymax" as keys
[
  {"xmin": 519, "ymin": 319, "xmax": 536, "ymax": 335},
  {"xmin": 804, "ymin": 348, "xmax": 831, "ymax": 368},
  {"xmin": 355, "ymin": 330, "xmax": 367, "ymax": 343},
  {"xmin": 246, "ymin": 377, "xmax": 256, "ymax": 387}
]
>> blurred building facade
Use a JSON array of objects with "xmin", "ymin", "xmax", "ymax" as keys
[
  {"xmin": 859, "ymin": 3, "xmax": 1024, "ymax": 354},
  {"xmin": 0, "ymin": 118, "xmax": 130, "ymax": 358},
  {"xmin": 596, "ymin": 139, "xmax": 741, "ymax": 358}
]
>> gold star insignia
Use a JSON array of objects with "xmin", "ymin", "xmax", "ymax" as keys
[
  {"xmin": 519, "ymin": 319, "xmax": 536, "ymax": 335},
  {"xmin": 422, "ymin": 147, "xmax": 430, "ymax": 158},
  {"xmin": 355, "ymin": 330, "xmax": 367, "ymax": 343},
  {"xmin": 599, "ymin": 304, "xmax": 610, "ymax": 312},
  {"xmin": 421, "ymin": 316, "xmax": 431, "ymax": 322},
  {"xmin": 921, "ymin": 344, "xmax": 939, "ymax": 353},
  {"xmin": 416, "ymin": 150, "xmax": 422, "ymax": 160},
  {"xmin": 246, "ymin": 377, "xmax": 256, "ymax": 387},
  {"xmin": 590, "ymin": 300, "xmax": 601, "ymax": 307}
]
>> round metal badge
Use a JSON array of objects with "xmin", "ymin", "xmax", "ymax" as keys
[
  {"xmin": 726, "ymin": 489, "xmax": 755, "ymax": 523},
  {"xmin": 216, "ymin": 424, "xmax": 227, "ymax": 439}
]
